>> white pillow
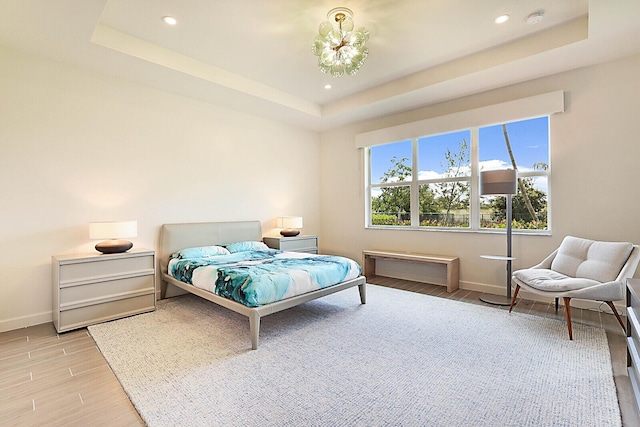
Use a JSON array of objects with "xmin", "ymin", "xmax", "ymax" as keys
[
  {"xmin": 225, "ymin": 241, "xmax": 270, "ymax": 253},
  {"xmin": 171, "ymin": 245, "xmax": 231, "ymax": 259}
]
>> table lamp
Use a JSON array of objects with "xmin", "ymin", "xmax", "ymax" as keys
[
  {"xmin": 89, "ymin": 221, "xmax": 137, "ymax": 254},
  {"xmin": 278, "ymin": 216, "xmax": 303, "ymax": 237}
]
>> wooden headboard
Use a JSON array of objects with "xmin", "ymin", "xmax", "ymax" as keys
[{"xmin": 158, "ymin": 221, "xmax": 262, "ymax": 275}]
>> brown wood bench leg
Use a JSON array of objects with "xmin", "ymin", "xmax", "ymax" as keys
[
  {"xmin": 446, "ymin": 259, "xmax": 459, "ymax": 292},
  {"xmin": 363, "ymin": 256, "xmax": 376, "ymax": 277}
]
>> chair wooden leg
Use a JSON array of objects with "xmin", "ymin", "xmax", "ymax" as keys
[
  {"xmin": 563, "ymin": 297, "xmax": 573, "ymax": 340},
  {"xmin": 605, "ymin": 301, "xmax": 626, "ymax": 333},
  {"xmin": 555, "ymin": 297, "xmax": 559, "ymax": 312},
  {"xmin": 509, "ymin": 285, "xmax": 520, "ymax": 313}
]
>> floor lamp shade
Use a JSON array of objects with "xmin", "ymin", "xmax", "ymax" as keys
[
  {"xmin": 278, "ymin": 216, "xmax": 303, "ymax": 237},
  {"xmin": 89, "ymin": 221, "xmax": 137, "ymax": 254},
  {"xmin": 480, "ymin": 169, "xmax": 517, "ymax": 196}
]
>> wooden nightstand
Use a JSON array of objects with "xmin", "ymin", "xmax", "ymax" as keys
[
  {"xmin": 263, "ymin": 235, "xmax": 318, "ymax": 254},
  {"xmin": 52, "ymin": 249, "xmax": 156, "ymax": 333}
]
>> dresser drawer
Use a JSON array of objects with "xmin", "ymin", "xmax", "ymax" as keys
[
  {"xmin": 630, "ymin": 287, "xmax": 640, "ymax": 313},
  {"xmin": 264, "ymin": 236, "xmax": 318, "ymax": 253},
  {"xmin": 284, "ymin": 236, "xmax": 317, "ymax": 250},
  {"xmin": 60, "ymin": 275, "xmax": 154, "ymax": 305},
  {"xmin": 59, "ymin": 254, "xmax": 154, "ymax": 284},
  {"xmin": 629, "ymin": 335, "xmax": 640, "ymax": 391},
  {"xmin": 59, "ymin": 294, "xmax": 155, "ymax": 332},
  {"xmin": 629, "ymin": 309, "xmax": 640, "ymax": 362}
]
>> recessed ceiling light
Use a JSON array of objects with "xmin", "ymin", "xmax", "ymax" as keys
[
  {"xmin": 162, "ymin": 16, "xmax": 177, "ymax": 26},
  {"xmin": 494, "ymin": 14, "xmax": 510, "ymax": 24},
  {"xmin": 324, "ymin": 84, "xmax": 332, "ymax": 90}
]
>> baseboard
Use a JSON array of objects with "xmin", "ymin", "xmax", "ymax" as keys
[
  {"xmin": 460, "ymin": 280, "xmax": 626, "ymax": 315},
  {"xmin": 0, "ymin": 311, "xmax": 52, "ymax": 333},
  {"xmin": 3, "ymin": 280, "xmax": 624, "ymax": 334}
]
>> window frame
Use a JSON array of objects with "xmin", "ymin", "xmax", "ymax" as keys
[{"xmin": 365, "ymin": 118, "xmax": 551, "ymax": 234}]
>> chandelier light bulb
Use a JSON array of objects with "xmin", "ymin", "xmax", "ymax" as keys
[{"xmin": 312, "ymin": 7, "xmax": 369, "ymax": 78}]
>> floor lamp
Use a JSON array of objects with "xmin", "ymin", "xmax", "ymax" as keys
[{"xmin": 479, "ymin": 169, "xmax": 518, "ymax": 306}]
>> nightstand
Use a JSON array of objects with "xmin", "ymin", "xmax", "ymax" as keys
[
  {"xmin": 263, "ymin": 235, "xmax": 318, "ymax": 254},
  {"xmin": 52, "ymin": 249, "xmax": 156, "ymax": 333}
]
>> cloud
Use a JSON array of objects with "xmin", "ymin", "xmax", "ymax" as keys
[
  {"xmin": 380, "ymin": 159, "xmax": 547, "ymax": 194},
  {"xmin": 479, "ymin": 160, "xmax": 509, "ymax": 170},
  {"xmin": 417, "ymin": 170, "xmax": 442, "ymax": 180}
]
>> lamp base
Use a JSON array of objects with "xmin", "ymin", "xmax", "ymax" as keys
[
  {"xmin": 95, "ymin": 239, "xmax": 133, "ymax": 254},
  {"xmin": 479, "ymin": 294, "xmax": 513, "ymax": 306},
  {"xmin": 280, "ymin": 229, "xmax": 300, "ymax": 237}
]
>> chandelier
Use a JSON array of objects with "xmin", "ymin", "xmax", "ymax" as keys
[{"xmin": 312, "ymin": 7, "xmax": 369, "ymax": 77}]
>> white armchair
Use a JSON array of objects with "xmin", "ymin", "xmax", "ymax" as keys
[{"xmin": 509, "ymin": 236, "xmax": 640, "ymax": 340}]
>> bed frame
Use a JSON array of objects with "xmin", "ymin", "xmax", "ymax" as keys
[{"xmin": 159, "ymin": 221, "xmax": 366, "ymax": 350}]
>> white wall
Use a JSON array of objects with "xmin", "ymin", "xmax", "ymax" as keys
[
  {"xmin": 3, "ymin": 47, "xmax": 639, "ymax": 332},
  {"xmin": 320, "ymin": 54, "xmax": 640, "ymax": 297},
  {"xmin": 0, "ymin": 47, "xmax": 320, "ymax": 331}
]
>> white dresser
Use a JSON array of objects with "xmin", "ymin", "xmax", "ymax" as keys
[
  {"xmin": 263, "ymin": 235, "xmax": 318, "ymax": 254},
  {"xmin": 52, "ymin": 249, "xmax": 156, "ymax": 333}
]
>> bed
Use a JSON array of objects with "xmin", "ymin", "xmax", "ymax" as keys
[{"xmin": 159, "ymin": 221, "xmax": 366, "ymax": 349}]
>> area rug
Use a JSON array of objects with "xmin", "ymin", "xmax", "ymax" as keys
[{"xmin": 88, "ymin": 284, "xmax": 621, "ymax": 427}]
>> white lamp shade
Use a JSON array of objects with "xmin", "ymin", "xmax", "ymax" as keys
[
  {"xmin": 278, "ymin": 216, "xmax": 303, "ymax": 229},
  {"xmin": 480, "ymin": 169, "xmax": 517, "ymax": 195},
  {"xmin": 89, "ymin": 221, "xmax": 138, "ymax": 240}
]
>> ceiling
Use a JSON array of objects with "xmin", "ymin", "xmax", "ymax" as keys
[{"xmin": 2, "ymin": 0, "xmax": 640, "ymax": 131}]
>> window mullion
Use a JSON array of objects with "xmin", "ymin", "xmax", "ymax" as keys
[
  {"xmin": 470, "ymin": 128, "xmax": 480, "ymax": 230},
  {"xmin": 411, "ymin": 138, "xmax": 420, "ymax": 227},
  {"xmin": 364, "ymin": 147, "xmax": 372, "ymax": 227}
]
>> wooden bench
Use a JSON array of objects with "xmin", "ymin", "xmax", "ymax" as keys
[{"xmin": 362, "ymin": 250, "xmax": 459, "ymax": 292}]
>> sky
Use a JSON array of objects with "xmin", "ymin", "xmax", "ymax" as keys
[{"xmin": 370, "ymin": 116, "xmax": 549, "ymax": 186}]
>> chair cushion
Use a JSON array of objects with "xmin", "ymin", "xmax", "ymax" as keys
[
  {"xmin": 513, "ymin": 269, "xmax": 602, "ymax": 292},
  {"xmin": 550, "ymin": 236, "xmax": 633, "ymax": 283}
]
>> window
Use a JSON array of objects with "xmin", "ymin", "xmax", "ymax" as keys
[
  {"xmin": 366, "ymin": 116, "xmax": 550, "ymax": 232},
  {"xmin": 370, "ymin": 140, "xmax": 412, "ymax": 226},
  {"xmin": 479, "ymin": 118, "xmax": 549, "ymax": 230},
  {"xmin": 418, "ymin": 130, "xmax": 471, "ymax": 227}
]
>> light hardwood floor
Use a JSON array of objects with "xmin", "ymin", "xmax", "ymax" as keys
[
  {"xmin": 1, "ymin": 276, "xmax": 639, "ymax": 426},
  {"xmin": 0, "ymin": 324, "xmax": 143, "ymax": 426}
]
